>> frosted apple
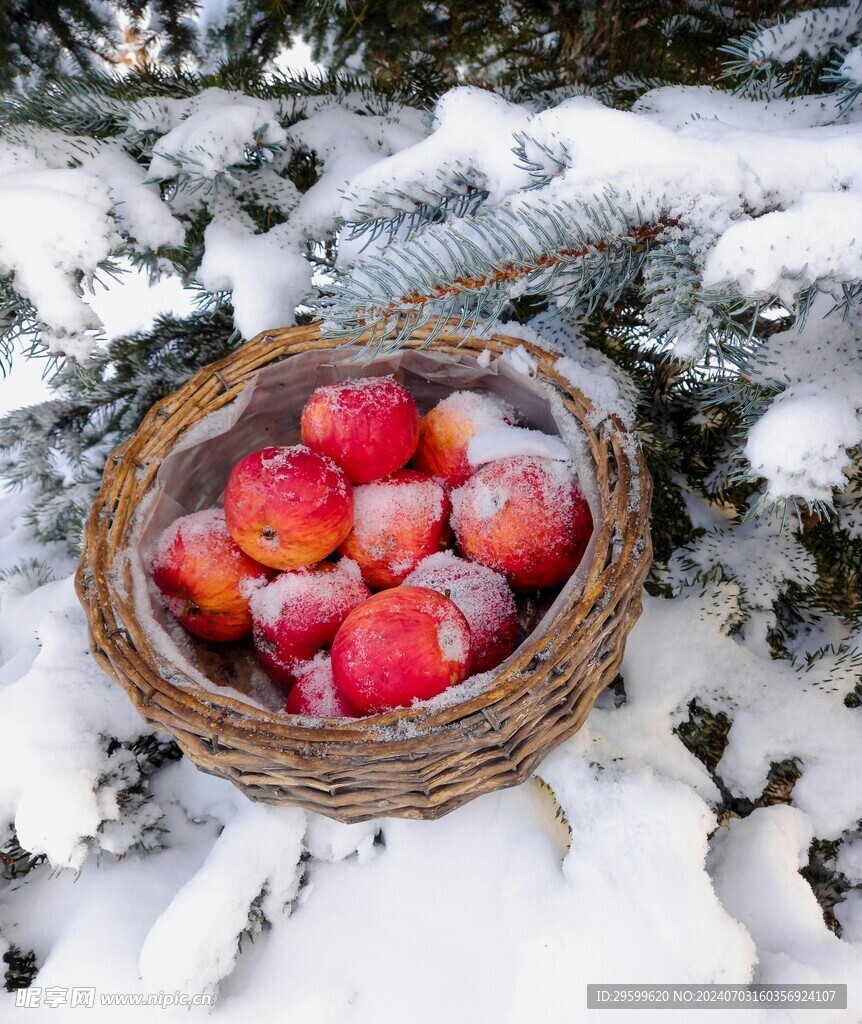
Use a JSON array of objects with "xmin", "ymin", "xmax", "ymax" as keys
[
  {"xmin": 337, "ymin": 469, "xmax": 451, "ymax": 589},
  {"xmin": 404, "ymin": 551, "xmax": 519, "ymax": 672},
  {"xmin": 413, "ymin": 391, "xmax": 514, "ymax": 488},
  {"xmin": 250, "ymin": 559, "xmax": 370, "ymax": 685},
  {"xmin": 451, "ymin": 456, "xmax": 593, "ymax": 591},
  {"xmin": 285, "ymin": 655, "xmax": 359, "ymax": 718},
  {"xmin": 151, "ymin": 508, "xmax": 276, "ymax": 641},
  {"xmin": 224, "ymin": 445, "xmax": 353, "ymax": 570},
  {"xmin": 300, "ymin": 376, "xmax": 420, "ymax": 484},
  {"xmin": 330, "ymin": 586, "xmax": 472, "ymax": 714}
]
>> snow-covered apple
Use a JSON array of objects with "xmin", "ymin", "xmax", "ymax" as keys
[
  {"xmin": 337, "ymin": 469, "xmax": 451, "ymax": 589},
  {"xmin": 284, "ymin": 655, "xmax": 359, "ymax": 718},
  {"xmin": 451, "ymin": 455, "xmax": 593, "ymax": 591},
  {"xmin": 330, "ymin": 586, "xmax": 472, "ymax": 714},
  {"xmin": 250, "ymin": 558, "xmax": 370, "ymax": 685},
  {"xmin": 412, "ymin": 390, "xmax": 514, "ymax": 488},
  {"xmin": 300, "ymin": 376, "xmax": 420, "ymax": 483},
  {"xmin": 404, "ymin": 551, "xmax": 519, "ymax": 672},
  {"xmin": 224, "ymin": 444, "xmax": 353, "ymax": 570},
  {"xmin": 151, "ymin": 508, "xmax": 276, "ymax": 641}
]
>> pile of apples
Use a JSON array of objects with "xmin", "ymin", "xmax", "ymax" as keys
[{"xmin": 150, "ymin": 375, "xmax": 593, "ymax": 718}]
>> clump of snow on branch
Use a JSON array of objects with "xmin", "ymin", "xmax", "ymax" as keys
[
  {"xmin": 666, "ymin": 513, "xmax": 818, "ymax": 643},
  {"xmin": 0, "ymin": 169, "xmax": 117, "ymax": 359},
  {"xmin": 841, "ymin": 43, "xmax": 862, "ymax": 84},
  {"xmin": 701, "ymin": 193, "xmax": 862, "ymax": 303},
  {"xmin": 741, "ymin": 296, "xmax": 862, "ymax": 505},
  {"xmin": 147, "ymin": 89, "xmax": 289, "ymax": 181},
  {"xmin": 341, "ymin": 86, "xmax": 532, "ymax": 219},
  {"xmin": 0, "ymin": 578, "xmax": 157, "ymax": 869},
  {"xmin": 747, "ymin": 2, "xmax": 862, "ymax": 65},
  {"xmin": 708, "ymin": 805, "xmax": 862, "ymax": 984},
  {"xmin": 139, "ymin": 802, "xmax": 306, "ymax": 996}
]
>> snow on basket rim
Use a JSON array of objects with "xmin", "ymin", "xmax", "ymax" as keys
[{"xmin": 76, "ymin": 322, "xmax": 652, "ymax": 822}]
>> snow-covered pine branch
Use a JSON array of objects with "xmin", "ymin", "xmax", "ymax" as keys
[
  {"xmin": 0, "ymin": 67, "xmax": 429, "ymax": 364},
  {"xmin": 321, "ymin": 192, "xmax": 672, "ymax": 350},
  {"xmin": 314, "ymin": 79, "xmax": 862, "ymax": 511},
  {"xmin": 748, "ymin": 2, "xmax": 862, "ymax": 67}
]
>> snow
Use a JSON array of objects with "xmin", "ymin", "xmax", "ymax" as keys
[
  {"xmin": 666, "ymin": 513, "xmax": 818, "ymax": 647},
  {"xmin": 286, "ymin": 107, "xmax": 427, "ymax": 241},
  {"xmin": 738, "ymin": 294, "xmax": 862, "ymax": 506},
  {"xmin": 139, "ymin": 801, "xmax": 306, "ymax": 996},
  {"xmin": 633, "ymin": 84, "xmax": 853, "ymax": 131},
  {"xmin": 148, "ymin": 89, "xmax": 288, "ymax": 182},
  {"xmin": 0, "ymin": 169, "xmax": 117, "ymax": 356},
  {"xmin": 341, "ymin": 86, "xmax": 533, "ymax": 219},
  {"xmin": 197, "ymin": 215, "xmax": 313, "ymax": 337},
  {"xmin": 702, "ymin": 193, "xmax": 862, "ymax": 303},
  {"xmin": 708, "ymin": 806, "xmax": 862, "ymax": 988},
  {"xmin": 467, "ymin": 423, "xmax": 568, "ymax": 466},
  {"xmin": 85, "ymin": 150, "xmax": 184, "ymax": 253},
  {"xmin": 499, "ymin": 343, "xmax": 538, "ymax": 377},
  {"xmin": 436, "ymin": 619, "xmax": 469, "ymax": 664},
  {"xmin": 2, "ymin": 481, "xmax": 862, "ymax": 1017},
  {"xmin": 746, "ymin": 388, "xmax": 861, "ymax": 504},
  {"xmin": 622, "ymin": 588, "xmax": 862, "ymax": 838},
  {"xmin": 747, "ymin": 3, "xmax": 862, "ymax": 65},
  {"xmin": 837, "ymin": 838, "xmax": 862, "ymax": 885},
  {"xmin": 836, "ymin": 891, "xmax": 862, "ymax": 943},
  {"xmin": 0, "ymin": 577, "xmax": 149, "ymax": 870},
  {"xmin": 554, "ymin": 355, "xmax": 635, "ymax": 429},
  {"xmin": 841, "ymin": 44, "xmax": 862, "ymax": 84}
]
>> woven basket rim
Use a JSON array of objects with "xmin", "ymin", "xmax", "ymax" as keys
[{"xmin": 77, "ymin": 321, "xmax": 651, "ymax": 747}]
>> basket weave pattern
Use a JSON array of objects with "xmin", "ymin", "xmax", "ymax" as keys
[{"xmin": 76, "ymin": 325, "xmax": 652, "ymax": 822}]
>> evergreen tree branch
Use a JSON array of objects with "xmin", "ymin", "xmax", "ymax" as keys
[{"xmin": 321, "ymin": 194, "xmax": 676, "ymax": 347}]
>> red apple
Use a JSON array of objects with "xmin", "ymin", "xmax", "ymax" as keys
[
  {"xmin": 250, "ymin": 559, "xmax": 370, "ymax": 685},
  {"xmin": 224, "ymin": 445, "xmax": 353, "ymax": 570},
  {"xmin": 412, "ymin": 391, "xmax": 514, "ymax": 489},
  {"xmin": 404, "ymin": 551, "xmax": 519, "ymax": 672},
  {"xmin": 331, "ymin": 586, "xmax": 472, "ymax": 714},
  {"xmin": 151, "ymin": 508, "xmax": 276, "ymax": 641},
  {"xmin": 301, "ymin": 376, "xmax": 420, "ymax": 484},
  {"xmin": 337, "ymin": 469, "xmax": 451, "ymax": 589},
  {"xmin": 285, "ymin": 655, "xmax": 359, "ymax": 718},
  {"xmin": 450, "ymin": 456, "xmax": 593, "ymax": 591}
]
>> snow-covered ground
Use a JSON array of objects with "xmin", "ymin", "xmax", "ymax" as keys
[{"xmin": 1, "ymin": 494, "xmax": 861, "ymax": 1022}]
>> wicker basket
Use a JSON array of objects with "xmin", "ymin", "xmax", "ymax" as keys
[{"xmin": 76, "ymin": 323, "xmax": 652, "ymax": 822}]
